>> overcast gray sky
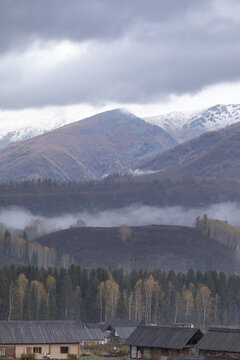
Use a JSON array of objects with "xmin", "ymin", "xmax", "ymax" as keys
[{"xmin": 0, "ymin": 0, "xmax": 240, "ymax": 122}]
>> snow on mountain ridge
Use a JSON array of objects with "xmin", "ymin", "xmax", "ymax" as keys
[
  {"xmin": 0, "ymin": 118, "xmax": 73, "ymax": 147},
  {"xmin": 184, "ymin": 104, "xmax": 240, "ymax": 131},
  {"xmin": 0, "ymin": 104, "xmax": 240, "ymax": 148},
  {"xmin": 145, "ymin": 104, "xmax": 240, "ymax": 130},
  {"xmin": 144, "ymin": 104, "xmax": 240, "ymax": 142}
]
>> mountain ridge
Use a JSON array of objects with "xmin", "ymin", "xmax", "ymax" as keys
[
  {"xmin": 144, "ymin": 104, "xmax": 240, "ymax": 142},
  {"xmin": 136, "ymin": 120, "xmax": 240, "ymax": 180},
  {"xmin": 0, "ymin": 109, "xmax": 177, "ymax": 182}
]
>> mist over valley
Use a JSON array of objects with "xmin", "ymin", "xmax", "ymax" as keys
[{"xmin": 1, "ymin": 202, "xmax": 240, "ymax": 237}]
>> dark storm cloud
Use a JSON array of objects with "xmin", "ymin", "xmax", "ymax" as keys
[
  {"xmin": 0, "ymin": 0, "xmax": 239, "ymax": 108},
  {"xmin": 0, "ymin": 0, "xmax": 203, "ymax": 53}
]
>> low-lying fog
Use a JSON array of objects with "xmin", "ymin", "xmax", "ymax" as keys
[{"xmin": 0, "ymin": 202, "xmax": 239, "ymax": 239}]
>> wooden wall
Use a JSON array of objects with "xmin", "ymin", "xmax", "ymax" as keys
[
  {"xmin": 200, "ymin": 349, "xmax": 240, "ymax": 359},
  {"xmin": 16, "ymin": 343, "xmax": 79, "ymax": 359},
  {"xmin": 50, "ymin": 344, "xmax": 79, "ymax": 359},
  {"xmin": 0, "ymin": 345, "xmax": 15, "ymax": 359},
  {"xmin": 16, "ymin": 345, "xmax": 49, "ymax": 359},
  {"xmin": 130, "ymin": 346, "xmax": 191, "ymax": 360}
]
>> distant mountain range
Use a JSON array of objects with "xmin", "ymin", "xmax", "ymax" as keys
[
  {"xmin": 1, "ymin": 104, "xmax": 240, "ymax": 149},
  {"xmin": 0, "ymin": 104, "xmax": 240, "ymax": 183},
  {"xmin": 0, "ymin": 109, "xmax": 176, "ymax": 182},
  {"xmin": 144, "ymin": 104, "xmax": 240, "ymax": 142}
]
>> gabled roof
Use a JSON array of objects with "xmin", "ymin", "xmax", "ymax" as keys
[
  {"xmin": 79, "ymin": 328, "xmax": 105, "ymax": 341},
  {"xmin": 87, "ymin": 319, "xmax": 142, "ymax": 339},
  {"xmin": 115, "ymin": 327, "xmax": 136, "ymax": 339},
  {"xmin": 87, "ymin": 323, "xmax": 109, "ymax": 332},
  {"xmin": 197, "ymin": 328, "xmax": 240, "ymax": 353},
  {"xmin": 0, "ymin": 321, "xmax": 104, "ymax": 344},
  {"xmin": 125, "ymin": 325, "xmax": 203, "ymax": 350},
  {"xmin": 109, "ymin": 319, "xmax": 142, "ymax": 328}
]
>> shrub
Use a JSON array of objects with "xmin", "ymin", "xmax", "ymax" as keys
[
  {"xmin": 67, "ymin": 354, "xmax": 77, "ymax": 360},
  {"xmin": 19, "ymin": 353, "xmax": 36, "ymax": 360}
]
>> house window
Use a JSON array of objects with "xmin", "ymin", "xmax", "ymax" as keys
[
  {"xmin": 0, "ymin": 349, "xmax": 5, "ymax": 356},
  {"xmin": 60, "ymin": 347, "xmax": 69, "ymax": 354},
  {"xmin": 33, "ymin": 348, "xmax": 42, "ymax": 354}
]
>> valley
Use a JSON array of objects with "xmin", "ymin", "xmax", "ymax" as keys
[{"xmin": 0, "ymin": 106, "xmax": 240, "ymax": 275}]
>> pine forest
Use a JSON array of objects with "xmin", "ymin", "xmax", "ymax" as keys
[{"xmin": 1, "ymin": 264, "xmax": 240, "ymax": 327}]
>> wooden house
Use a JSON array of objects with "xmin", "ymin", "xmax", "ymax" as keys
[
  {"xmin": 79, "ymin": 328, "xmax": 107, "ymax": 346},
  {"xmin": 197, "ymin": 328, "xmax": 240, "ymax": 359},
  {"xmin": 87, "ymin": 319, "xmax": 142, "ymax": 343},
  {"xmin": 0, "ymin": 321, "xmax": 105, "ymax": 359},
  {"xmin": 111, "ymin": 320, "xmax": 142, "ymax": 338},
  {"xmin": 125, "ymin": 325, "xmax": 203, "ymax": 360}
]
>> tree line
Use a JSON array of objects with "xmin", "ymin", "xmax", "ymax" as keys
[
  {"xmin": 0, "ymin": 231, "xmax": 73, "ymax": 269},
  {"xmin": 195, "ymin": 215, "xmax": 240, "ymax": 252},
  {"xmin": 1, "ymin": 264, "xmax": 240, "ymax": 327}
]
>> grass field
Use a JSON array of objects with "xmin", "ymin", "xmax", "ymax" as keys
[{"xmin": 79, "ymin": 356, "xmax": 128, "ymax": 360}]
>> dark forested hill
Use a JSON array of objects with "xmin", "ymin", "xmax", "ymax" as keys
[
  {"xmin": 36, "ymin": 225, "xmax": 240, "ymax": 273},
  {"xmin": 0, "ymin": 177, "xmax": 240, "ymax": 215},
  {"xmin": 0, "ymin": 109, "xmax": 176, "ymax": 183}
]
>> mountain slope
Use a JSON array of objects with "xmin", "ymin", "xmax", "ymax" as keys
[
  {"xmin": 145, "ymin": 104, "xmax": 240, "ymax": 142},
  {"xmin": 0, "ymin": 109, "xmax": 177, "ymax": 182},
  {"xmin": 36, "ymin": 225, "xmax": 240, "ymax": 273},
  {"xmin": 137, "ymin": 120, "xmax": 240, "ymax": 180}
]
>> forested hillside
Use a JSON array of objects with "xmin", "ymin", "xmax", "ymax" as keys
[
  {"xmin": 0, "ymin": 224, "xmax": 238, "ymax": 273},
  {"xmin": 0, "ymin": 231, "xmax": 73, "ymax": 269},
  {"xmin": 1, "ymin": 265, "xmax": 240, "ymax": 327},
  {"xmin": 37, "ymin": 225, "xmax": 240, "ymax": 273},
  {"xmin": 195, "ymin": 215, "xmax": 240, "ymax": 253},
  {"xmin": 0, "ymin": 178, "xmax": 239, "ymax": 215}
]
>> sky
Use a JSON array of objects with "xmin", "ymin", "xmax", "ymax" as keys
[{"xmin": 0, "ymin": 0, "xmax": 240, "ymax": 125}]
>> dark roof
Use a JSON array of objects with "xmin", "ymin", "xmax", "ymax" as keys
[
  {"xmin": 115, "ymin": 327, "xmax": 137, "ymax": 339},
  {"xmin": 125, "ymin": 325, "xmax": 203, "ymax": 350},
  {"xmin": 79, "ymin": 328, "xmax": 105, "ymax": 341},
  {"xmin": 87, "ymin": 320, "xmax": 141, "ymax": 339},
  {"xmin": 87, "ymin": 323, "xmax": 109, "ymax": 332},
  {"xmin": 197, "ymin": 328, "xmax": 240, "ymax": 353},
  {"xmin": 0, "ymin": 321, "xmax": 104, "ymax": 344},
  {"xmin": 109, "ymin": 319, "xmax": 142, "ymax": 328}
]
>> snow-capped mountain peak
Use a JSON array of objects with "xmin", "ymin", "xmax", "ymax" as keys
[
  {"xmin": 144, "ymin": 104, "xmax": 240, "ymax": 142},
  {"xmin": 184, "ymin": 104, "xmax": 240, "ymax": 131}
]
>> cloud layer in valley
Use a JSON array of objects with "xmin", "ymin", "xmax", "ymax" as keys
[
  {"xmin": 0, "ymin": 202, "xmax": 240, "ymax": 239},
  {"xmin": 0, "ymin": 0, "xmax": 240, "ymax": 112}
]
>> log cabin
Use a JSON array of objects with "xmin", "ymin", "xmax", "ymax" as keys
[
  {"xmin": 197, "ymin": 328, "xmax": 240, "ymax": 359},
  {"xmin": 125, "ymin": 325, "xmax": 203, "ymax": 360},
  {"xmin": 0, "ymin": 321, "xmax": 105, "ymax": 359}
]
